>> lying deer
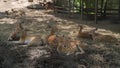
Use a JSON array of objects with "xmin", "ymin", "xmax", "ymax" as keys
[
  {"xmin": 46, "ymin": 26, "xmax": 85, "ymax": 55},
  {"xmin": 46, "ymin": 26, "xmax": 69, "ymax": 45},
  {"xmin": 57, "ymin": 36, "xmax": 85, "ymax": 56},
  {"xmin": 78, "ymin": 25, "xmax": 92, "ymax": 39},
  {"xmin": 8, "ymin": 23, "xmax": 44, "ymax": 46},
  {"xmin": 46, "ymin": 26, "xmax": 58, "ymax": 47},
  {"xmin": 89, "ymin": 28, "xmax": 119, "ymax": 43}
]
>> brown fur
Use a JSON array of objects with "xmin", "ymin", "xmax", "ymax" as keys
[
  {"xmin": 18, "ymin": 30, "xmax": 43, "ymax": 46},
  {"xmin": 46, "ymin": 26, "xmax": 57, "ymax": 46},
  {"xmin": 78, "ymin": 25, "xmax": 92, "ymax": 39},
  {"xmin": 90, "ymin": 28, "xmax": 118, "ymax": 43},
  {"xmin": 8, "ymin": 23, "xmax": 43, "ymax": 46},
  {"xmin": 57, "ymin": 38, "xmax": 85, "ymax": 55},
  {"xmin": 46, "ymin": 26, "xmax": 85, "ymax": 55}
]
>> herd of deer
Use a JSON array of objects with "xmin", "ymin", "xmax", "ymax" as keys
[{"xmin": 7, "ymin": 23, "xmax": 119, "ymax": 56}]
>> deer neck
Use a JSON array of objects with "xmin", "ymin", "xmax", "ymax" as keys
[
  {"xmin": 20, "ymin": 31, "xmax": 27, "ymax": 42},
  {"xmin": 79, "ymin": 26, "xmax": 83, "ymax": 34},
  {"xmin": 91, "ymin": 32, "xmax": 96, "ymax": 40},
  {"xmin": 50, "ymin": 29, "xmax": 55, "ymax": 35}
]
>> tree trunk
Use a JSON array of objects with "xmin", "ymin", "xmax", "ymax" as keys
[
  {"xmin": 103, "ymin": 0, "xmax": 107, "ymax": 17},
  {"xmin": 95, "ymin": 0, "xmax": 98, "ymax": 24},
  {"xmin": 101, "ymin": 0, "xmax": 104, "ymax": 16},
  {"xmin": 119, "ymin": 0, "xmax": 120, "ymax": 17}
]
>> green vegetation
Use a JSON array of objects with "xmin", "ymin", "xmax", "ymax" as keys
[{"xmin": 55, "ymin": 0, "xmax": 120, "ymax": 15}]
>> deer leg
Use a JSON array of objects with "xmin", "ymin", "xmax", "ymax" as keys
[{"xmin": 75, "ymin": 45, "xmax": 85, "ymax": 55}]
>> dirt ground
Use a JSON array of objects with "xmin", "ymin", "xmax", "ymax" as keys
[{"xmin": 0, "ymin": 1, "xmax": 120, "ymax": 68}]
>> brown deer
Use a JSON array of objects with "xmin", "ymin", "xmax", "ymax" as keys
[
  {"xmin": 46, "ymin": 26, "xmax": 64, "ymax": 47},
  {"xmin": 89, "ymin": 28, "xmax": 119, "ymax": 43},
  {"xmin": 46, "ymin": 26, "xmax": 85, "ymax": 55},
  {"xmin": 46, "ymin": 26, "xmax": 58, "ymax": 47},
  {"xmin": 8, "ymin": 23, "xmax": 44, "ymax": 46},
  {"xmin": 57, "ymin": 37, "xmax": 85, "ymax": 56},
  {"xmin": 78, "ymin": 25, "xmax": 92, "ymax": 39}
]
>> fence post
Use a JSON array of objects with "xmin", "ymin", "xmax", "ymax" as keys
[
  {"xmin": 95, "ymin": 0, "xmax": 98, "ymax": 24},
  {"xmin": 81, "ymin": 0, "xmax": 83, "ymax": 20}
]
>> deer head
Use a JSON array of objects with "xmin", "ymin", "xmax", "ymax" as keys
[{"xmin": 8, "ymin": 23, "xmax": 24, "ymax": 41}]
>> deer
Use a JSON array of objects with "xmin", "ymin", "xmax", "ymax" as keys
[
  {"xmin": 57, "ymin": 37, "xmax": 85, "ymax": 56},
  {"xmin": 78, "ymin": 25, "xmax": 92, "ymax": 39},
  {"xmin": 46, "ymin": 26, "xmax": 85, "ymax": 55},
  {"xmin": 46, "ymin": 26, "xmax": 63, "ymax": 47},
  {"xmin": 89, "ymin": 28, "xmax": 119, "ymax": 44},
  {"xmin": 8, "ymin": 23, "xmax": 44, "ymax": 46},
  {"xmin": 46, "ymin": 26, "xmax": 58, "ymax": 47}
]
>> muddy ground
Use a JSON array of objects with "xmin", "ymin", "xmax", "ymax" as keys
[{"xmin": 0, "ymin": 1, "xmax": 120, "ymax": 68}]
